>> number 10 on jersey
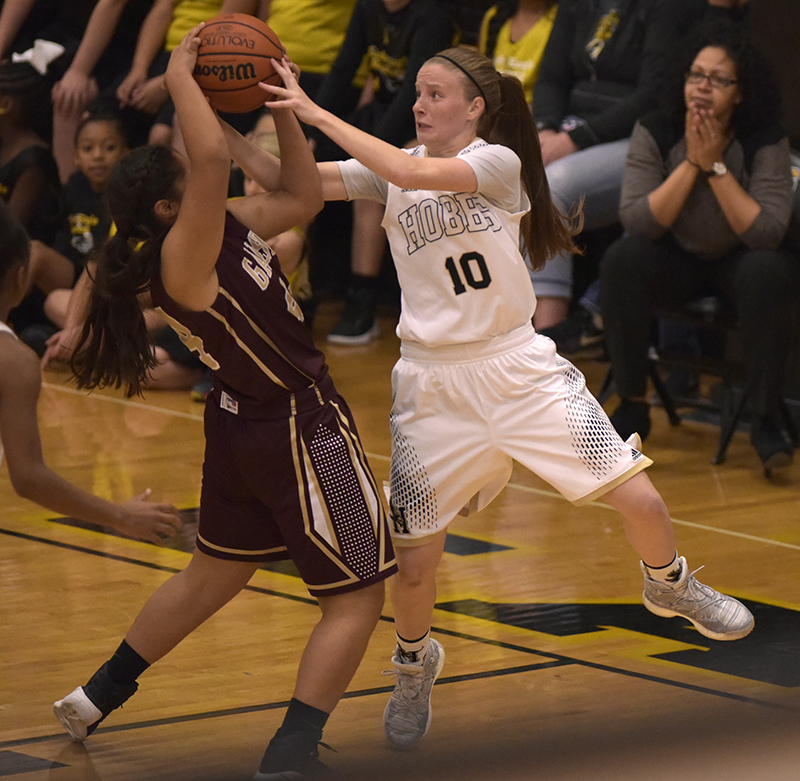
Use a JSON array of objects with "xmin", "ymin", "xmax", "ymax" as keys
[{"xmin": 445, "ymin": 252, "xmax": 492, "ymax": 295}]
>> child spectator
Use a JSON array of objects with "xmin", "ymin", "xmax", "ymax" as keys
[
  {"xmin": 40, "ymin": 113, "xmax": 129, "ymax": 334},
  {"xmin": 50, "ymin": 0, "xmax": 158, "ymax": 182},
  {"xmin": 40, "ymin": 114, "xmax": 206, "ymax": 390}
]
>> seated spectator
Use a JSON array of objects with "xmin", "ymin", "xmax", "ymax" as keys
[
  {"xmin": 0, "ymin": 61, "xmax": 60, "ymax": 241},
  {"xmin": 543, "ymin": 0, "xmax": 756, "ymax": 357},
  {"xmin": 116, "ymin": 0, "xmax": 224, "ymax": 148},
  {"xmin": 50, "ymin": 0, "xmax": 156, "ymax": 183},
  {"xmin": 600, "ymin": 23, "xmax": 798, "ymax": 471},
  {"xmin": 0, "ymin": 60, "xmax": 62, "ymax": 343},
  {"xmin": 0, "ymin": 0, "xmax": 91, "ymax": 68},
  {"xmin": 40, "ymin": 117, "xmax": 206, "ymax": 390},
  {"xmin": 0, "ymin": 0, "xmax": 61, "ymax": 62},
  {"xmin": 44, "ymin": 258, "xmax": 209, "ymax": 392},
  {"xmin": 39, "ymin": 113, "xmax": 128, "ymax": 339},
  {"xmin": 528, "ymin": 0, "xmax": 680, "ymax": 330},
  {"xmin": 310, "ymin": 0, "xmax": 459, "ymax": 345},
  {"xmin": 477, "ymin": 0, "xmax": 558, "ymax": 109}
]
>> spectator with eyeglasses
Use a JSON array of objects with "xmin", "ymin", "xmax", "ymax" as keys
[{"xmin": 600, "ymin": 22, "xmax": 798, "ymax": 472}]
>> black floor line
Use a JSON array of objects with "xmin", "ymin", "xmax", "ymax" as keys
[{"xmin": 2, "ymin": 524, "xmax": 790, "ymax": 755}]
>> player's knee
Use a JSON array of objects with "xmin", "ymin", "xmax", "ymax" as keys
[
  {"xmin": 321, "ymin": 580, "xmax": 385, "ymax": 625},
  {"xmin": 634, "ymin": 488, "xmax": 670, "ymax": 523},
  {"xmin": 396, "ymin": 566, "xmax": 433, "ymax": 591},
  {"xmin": 362, "ymin": 580, "xmax": 386, "ymax": 621}
]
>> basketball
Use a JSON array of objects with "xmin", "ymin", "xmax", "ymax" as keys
[{"xmin": 193, "ymin": 13, "xmax": 285, "ymax": 114}]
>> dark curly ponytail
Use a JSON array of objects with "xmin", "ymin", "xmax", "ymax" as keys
[{"xmin": 71, "ymin": 145, "xmax": 185, "ymax": 397}]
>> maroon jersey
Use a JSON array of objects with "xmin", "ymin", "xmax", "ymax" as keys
[{"xmin": 150, "ymin": 211, "xmax": 328, "ymax": 404}]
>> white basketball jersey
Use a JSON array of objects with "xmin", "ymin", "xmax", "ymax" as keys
[
  {"xmin": 338, "ymin": 139, "xmax": 536, "ymax": 346},
  {"xmin": 0, "ymin": 321, "xmax": 17, "ymax": 469}
]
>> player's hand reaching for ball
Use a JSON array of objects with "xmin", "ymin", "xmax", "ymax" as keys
[
  {"xmin": 284, "ymin": 58, "xmax": 302, "ymax": 83},
  {"xmin": 260, "ymin": 57, "xmax": 323, "ymax": 125},
  {"xmin": 166, "ymin": 23, "xmax": 204, "ymax": 90}
]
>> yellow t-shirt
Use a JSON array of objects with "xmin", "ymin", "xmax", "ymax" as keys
[
  {"xmin": 266, "ymin": 0, "xmax": 358, "ymax": 75},
  {"xmin": 478, "ymin": 4, "xmax": 558, "ymax": 105},
  {"xmin": 166, "ymin": 0, "xmax": 223, "ymax": 52}
]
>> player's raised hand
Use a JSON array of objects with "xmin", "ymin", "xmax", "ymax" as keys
[
  {"xmin": 260, "ymin": 57, "xmax": 323, "ymax": 126},
  {"xmin": 168, "ymin": 23, "xmax": 205, "ymax": 79}
]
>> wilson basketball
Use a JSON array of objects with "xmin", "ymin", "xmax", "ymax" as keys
[{"xmin": 193, "ymin": 13, "xmax": 285, "ymax": 114}]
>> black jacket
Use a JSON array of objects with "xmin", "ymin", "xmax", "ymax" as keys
[
  {"xmin": 533, "ymin": 0, "xmax": 679, "ymax": 149},
  {"xmin": 314, "ymin": 0, "xmax": 459, "ymax": 148}
]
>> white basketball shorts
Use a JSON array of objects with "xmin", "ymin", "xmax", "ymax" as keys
[{"xmin": 388, "ymin": 323, "xmax": 652, "ymax": 546}]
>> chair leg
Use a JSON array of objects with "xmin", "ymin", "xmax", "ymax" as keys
[
  {"xmin": 598, "ymin": 366, "xmax": 615, "ymax": 405},
  {"xmin": 780, "ymin": 401, "xmax": 800, "ymax": 447},
  {"xmin": 713, "ymin": 385, "xmax": 748, "ymax": 465},
  {"xmin": 648, "ymin": 362, "xmax": 681, "ymax": 426}
]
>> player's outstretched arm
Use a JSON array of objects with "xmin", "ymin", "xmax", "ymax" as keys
[
  {"xmin": 0, "ymin": 336, "xmax": 181, "ymax": 543},
  {"xmin": 261, "ymin": 58, "xmax": 477, "ymax": 194}
]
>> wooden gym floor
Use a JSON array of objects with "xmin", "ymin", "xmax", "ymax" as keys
[{"xmin": 2, "ymin": 300, "xmax": 800, "ymax": 781}]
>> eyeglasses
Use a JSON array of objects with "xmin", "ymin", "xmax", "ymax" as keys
[{"xmin": 685, "ymin": 70, "xmax": 738, "ymax": 89}]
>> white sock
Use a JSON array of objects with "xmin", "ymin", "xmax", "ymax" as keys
[
  {"xmin": 643, "ymin": 552, "xmax": 683, "ymax": 585},
  {"xmin": 396, "ymin": 630, "xmax": 430, "ymax": 664}
]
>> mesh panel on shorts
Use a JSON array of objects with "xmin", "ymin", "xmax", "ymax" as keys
[
  {"xmin": 561, "ymin": 360, "xmax": 628, "ymax": 479},
  {"xmin": 309, "ymin": 424, "xmax": 379, "ymax": 579},
  {"xmin": 389, "ymin": 409, "xmax": 438, "ymax": 534}
]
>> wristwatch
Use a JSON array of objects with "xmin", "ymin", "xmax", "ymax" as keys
[{"xmin": 709, "ymin": 161, "xmax": 728, "ymax": 177}]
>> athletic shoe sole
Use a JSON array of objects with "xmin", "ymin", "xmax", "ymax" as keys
[{"xmin": 642, "ymin": 596, "xmax": 754, "ymax": 641}]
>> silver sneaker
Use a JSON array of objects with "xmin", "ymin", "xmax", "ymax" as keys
[
  {"xmin": 641, "ymin": 556, "xmax": 754, "ymax": 640},
  {"xmin": 383, "ymin": 639, "xmax": 445, "ymax": 749}
]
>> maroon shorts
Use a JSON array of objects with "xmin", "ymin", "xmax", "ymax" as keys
[{"xmin": 198, "ymin": 375, "xmax": 397, "ymax": 596}]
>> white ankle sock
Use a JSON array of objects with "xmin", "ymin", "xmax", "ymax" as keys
[
  {"xmin": 396, "ymin": 630, "xmax": 430, "ymax": 663},
  {"xmin": 643, "ymin": 552, "xmax": 683, "ymax": 584}
]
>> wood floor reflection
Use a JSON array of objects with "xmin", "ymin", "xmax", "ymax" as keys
[{"xmin": 2, "ymin": 300, "xmax": 799, "ymax": 781}]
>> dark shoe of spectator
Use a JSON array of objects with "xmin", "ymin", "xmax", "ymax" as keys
[
  {"xmin": 539, "ymin": 306, "xmax": 604, "ymax": 356},
  {"xmin": 327, "ymin": 287, "xmax": 379, "ymax": 345},
  {"xmin": 19, "ymin": 322, "xmax": 57, "ymax": 358},
  {"xmin": 750, "ymin": 415, "xmax": 794, "ymax": 472},
  {"xmin": 610, "ymin": 399, "xmax": 652, "ymax": 442}
]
